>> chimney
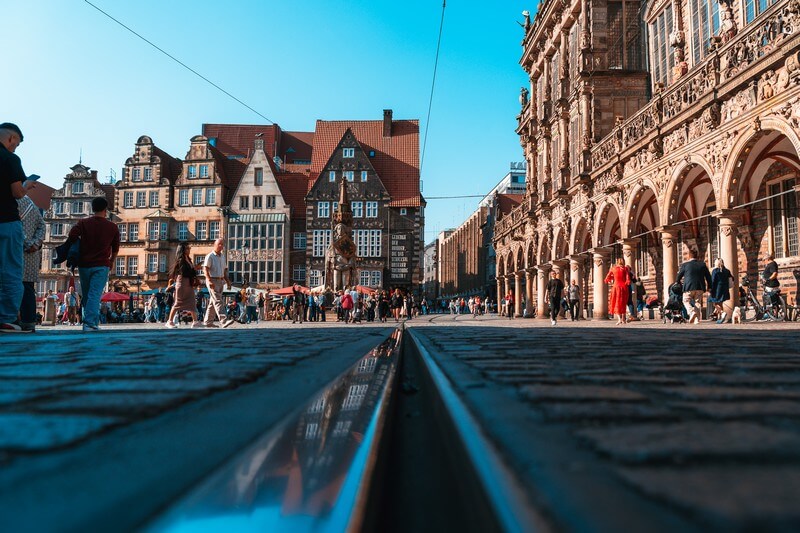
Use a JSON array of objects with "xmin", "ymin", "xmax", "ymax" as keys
[
  {"xmin": 383, "ymin": 109, "xmax": 392, "ymax": 137},
  {"xmin": 91, "ymin": 170, "xmax": 98, "ymax": 181}
]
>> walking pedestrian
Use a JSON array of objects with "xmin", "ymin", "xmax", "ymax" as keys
[
  {"xmin": 165, "ymin": 243, "xmax": 202, "ymax": 328},
  {"xmin": 709, "ymin": 257, "xmax": 734, "ymax": 324},
  {"xmin": 341, "ymin": 288, "xmax": 354, "ymax": 323},
  {"xmin": 0, "ymin": 123, "xmax": 29, "ymax": 333},
  {"xmin": 546, "ymin": 270, "xmax": 565, "ymax": 326},
  {"xmin": 17, "ymin": 182, "xmax": 45, "ymax": 332},
  {"xmin": 505, "ymin": 290, "xmax": 514, "ymax": 319},
  {"xmin": 65, "ymin": 197, "xmax": 120, "ymax": 332},
  {"xmin": 567, "ymin": 279, "xmax": 581, "ymax": 321},
  {"xmin": 605, "ymin": 258, "xmax": 631, "ymax": 325},
  {"xmin": 291, "ymin": 284, "xmax": 306, "ymax": 324},
  {"xmin": 203, "ymin": 238, "xmax": 234, "ymax": 328},
  {"xmin": 391, "ymin": 289, "xmax": 402, "ymax": 321},
  {"xmin": 676, "ymin": 248, "xmax": 712, "ymax": 324}
]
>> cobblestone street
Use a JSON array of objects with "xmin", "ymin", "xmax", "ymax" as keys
[{"xmin": 1, "ymin": 318, "xmax": 799, "ymax": 531}]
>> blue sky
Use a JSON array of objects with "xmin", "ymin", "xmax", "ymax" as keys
[{"xmin": 4, "ymin": 1, "xmax": 530, "ymax": 242}]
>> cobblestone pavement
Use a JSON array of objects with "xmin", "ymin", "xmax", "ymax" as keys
[
  {"xmin": 0, "ymin": 323, "xmax": 393, "ymax": 532},
  {"xmin": 408, "ymin": 315, "xmax": 800, "ymax": 531}
]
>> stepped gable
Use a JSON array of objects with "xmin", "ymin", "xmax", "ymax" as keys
[{"xmin": 310, "ymin": 118, "xmax": 420, "ymax": 207}]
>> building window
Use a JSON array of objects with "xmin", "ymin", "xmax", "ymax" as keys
[
  {"xmin": 144, "ymin": 168, "xmax": 152, "ymax": 181},
  {"xmin": 636, "ymin": 234, "xmax": 650, "ymax": 277},
  {"xmin": 253, "ymin": 195, "xmax": 263, "ymax": 209},
  {"xmin": 136, "ymin": 191, "xmax": 146, "ymax": 208},
  {"xmin": 187, "ymin": 165, "xmax": 196, "ymax": 179},
  {"xmin": 329, "ymin": 171, "xmax": 336, "ymax": 182},
  {"xmin": 745, "ymin": 0, "xmax": 778, "ymax": 23},
  {"xmin": 177, "ymin": 189, "xmax": 188, "ymax": 206},
  {"xmin": 267, "ymin": 223, "xmax": 283, "ymax": 250},
  {"xmin": 266, "ymin": 195, "xmax": 276, "ymax": 208},
  {"xmin": 690, "ymin": 0, "xmax": 720, "ymax": 65},
  {"xmin": 369, "ymin": 230, "xmax": 381, "ymax": 257},
  {"xmin": 356, "ymin": 229, "xmax": 370, "ymax": 257},
  {"xmin": 254, "ymin": 168, "xmax": 263, "ymax": 186},
  {"xmin": 115, "ymin": 257, "xmax": 126, "ymax": 276},
  {"xmin": 294, "ymin": 232, "xmax": 306, "ymax": 250},
  {"xmin": 148, "ymin": 221, "xmax": 159, "ymax": 241},
  {"xmin": 55, "ymin": 201, "xmax": 65, "ymax": 215},
  {"xmin": 206, "ymin": 188, "xmax": 216, "ymax": 205},
  {"xmin": 210, "ymin": 221, "xmax": 220, "ymax": 240},
  {"xmin": 344, "ymin": 171, "xmax": 354, "ymax": 182},
  {"xmin": 309, "ymin": 269, "xmax": 322, "ymax": 287},
  {"xmin": 366, "ymin": 201, "xmax": 378, "ymax": 218},
  {"xmin": 607, "ymin": 0, "xmax": 643, "ymax": 70},
  {"xmin": 352, "ymin": 201, "xmax": 363, "ymax": 218},
  {"xmin": 123, "ymin": 192, "xmax": 133, "ymax": 208},
  {"xmin": 132, "ymin": 168, "xmax": 141, "ymax": 181},
  {"xmin": 293, "ymin": 264, "xmax": 306, "ymax": 282},
  {"xmin": 770, "ymin": 179, "xmax": 799, "ymax": 259},
  {"xmin": 193, "ymin": 189, "xmax": 203, "ymax": 206},
  {"xmin": 359, "ymin": 270, "xmax": 371, "ymax": 286},
  {"xmin": 129, "ymin": 223, "xmax": 139, "ymax": 242},
  {"xmin": 400, "ymin": 208, "xmax": 407, "ymax": 216},
  {"xmin": 118, "ymin": 223, "xmax": 128, "ymax": 242},
  {"xmin": 239, "ymin": 196, "xmax": 249, "ymax": 210},
  {"xmin": 318, "ymin": 201, "xmax": 330, "ymax": 218},
  {"xmin": 177, "ymin": 222, "xmax": 188, "ymax": 241},
  {"xmin": 72, "ymin": 182, "xmax": 84, "ymax": 194},
  {"xmin": 361, "ymin": 170, "xmax": 368, "ymax": 182},
  {"xmin": 149, "ymin": 190, "xmax": 159, "ymax": 207},
  {"xmin": 51, "ymin": 223, "xmax": 64, "ymax": 237},
  {"xmin": 159, "ymin": 253, "xmax": 168, "ymax": 273},
  {"xmin": 650, "ymin": 5, "xmax": 675, "ymax": 87},
  {"xmin": 370, "ymin": 270, "xmax": 382, "ymax": 287},
  {"xmin": 147, "ymin": 253, "xmax": 158, "ymax": 273},
  {"xmin": 266, "ymin": 260, "xmax": 282, "ymax": 284},
  {"xmin": 343, "ymin": 148, "xmax": 355, "ymax": 158},
  {"xmin": 196, "ymin": 221, "xmax": 207, "ymax": 241},
  {"xmin": 127, "ymin": 256, "xmax": 138, "ymax": 276},
  {"xmin": 71, "ymin": 201, "xmax": 83, "ymax": 215},
  {"xmin": 312, "ymin": 230, "xmax": 331, "ymax": 257},
  {"xmin": 199, "ymin": 164, "xmax": 209, "ymax": 178}
]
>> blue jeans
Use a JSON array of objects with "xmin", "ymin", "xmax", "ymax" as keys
[
  {"xmin": 0, "ymin": 221, "xmax": 24, "ymax": 324},
  {"xmin": 79, "ymin": 266, "xmax": 109, "ymax": 328}
]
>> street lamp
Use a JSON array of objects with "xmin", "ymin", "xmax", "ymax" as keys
[{"xmin": 242, "ymin": 244, "xmax": 250, "ymax": 286}]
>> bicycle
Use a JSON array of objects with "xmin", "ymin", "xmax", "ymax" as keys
[{"xmin": 740, "ymin": 277, "xmax": 788, "ymax": 322}]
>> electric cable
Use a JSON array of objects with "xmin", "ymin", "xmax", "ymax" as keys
[{"xmin": 420, "ymin": 0, "xmax": 447, "ymax": 174}]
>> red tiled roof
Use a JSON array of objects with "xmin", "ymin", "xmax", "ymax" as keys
[
  {"xmin": 276, "ymin": 172, "xmax": 315, "ymax": 219},
  {"xmin": 279, "ymin": 131, "xmax": 314, "ymax": 165},
  {"xmin": 496, "ymin": 194, "xmax": 523, "ymax": 216},
  {"xmin": 152, "ymin": 146, "xmax": 182, "ymax": 183},
  {"xmin": 202, "ymin": 124, "xmax": 280, "ymax": 158},
  {"xmin": 310, "ymin": 119, "xmax": 420, "ymax": 207},
  {"xmin": 25, "ymin": 181, "xmax": 55, "ymax": 211}
]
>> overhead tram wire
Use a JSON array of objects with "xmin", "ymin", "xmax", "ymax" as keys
[
  {"xmin": 82, "ymin": 0, "xmax": 275, "ymax": 125},
  {"xmin": 420, "ymin": 0, "xmax": 446, "ymax": 174}
]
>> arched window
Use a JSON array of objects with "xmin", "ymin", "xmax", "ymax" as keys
[
  {"xmin": 690, "ymin": 0, "xmax": 720, "ymax": 64},
  {"xmin": 649, "ymin": 5, "xmax": 675, "ymax": 87}
]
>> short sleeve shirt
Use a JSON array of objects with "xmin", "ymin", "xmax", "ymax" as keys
[
  {"xmin": 763, "ymin": 261, "xmax": 779, "ymax": 287},
  {"xmin": 0, "ymin": 144, "xmax": 26, "ymax": 222},
  {"xmin": 203, "ymin": 251, "xmax": 226, "ymax": 278}
]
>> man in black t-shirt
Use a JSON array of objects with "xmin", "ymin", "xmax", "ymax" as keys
[
  {"xmin": 762, "ymin": 253, "xmax": 780, "ymax": 308},
  {"xmin": 546, "ymin": 270, "xmax": 565, "ymax": 326},
  {"xmin": 0, "ymin": 123, "xmax": 29, "ymax": 333}
]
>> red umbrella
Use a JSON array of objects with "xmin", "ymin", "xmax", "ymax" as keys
[
  {"xmin": 270, "ymin": 285, "xmax": 310, "ymax": 296},
  {"xmin": 355, "ymin": 285, "xmax": 377, "ymax": 295},
  {"xmin": 101, "ymin": 291, "xmax": 130, "ymax": 302}
]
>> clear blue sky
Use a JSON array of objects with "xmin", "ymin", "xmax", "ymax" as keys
[{"xmin": 5, "ymin": 0, "xmax": 530, "ymax": 242}]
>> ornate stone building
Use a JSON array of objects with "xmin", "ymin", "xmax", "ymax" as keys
[
  {"xmin": 496, "ymin": 0, "xmax": 800, "ymax": 318},
  {"xmin": 40, "ymin": 164, "xmax": 116, "ymax": 294}
]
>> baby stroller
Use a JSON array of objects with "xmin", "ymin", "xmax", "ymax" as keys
[{"xmin": 662, "ymin": 282, "xmax": 685, "ymax": 324}]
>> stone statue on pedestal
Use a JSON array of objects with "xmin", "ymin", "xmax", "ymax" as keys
[{"xmin": 325, "ymin": 178, "xmax": 357, "ymax": 291}]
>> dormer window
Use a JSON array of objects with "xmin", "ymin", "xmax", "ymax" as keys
[
  {"xmin": 343, "ymin": 148, "xmax": 355, "ymax": 158},
  {"xmin": 199, "ymin": 164, "xmax": 209, "ymax": 178},
  {"xmin": 132, "ymin": 168, "xmax": 141, "ymax": 181},
  {"xmin": 188, "ymin": 165, "xmax": 197, "ymax": 179},
  {"xmin": 144, "ymin": 168, "xmax": 153, "ymax": 181},
  {"xmin": 71, "ymin": 182, "xmax": 84, "ymax": 194}
]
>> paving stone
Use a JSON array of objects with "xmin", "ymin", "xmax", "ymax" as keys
[
  {"xmin": 661, "ymin": 386, "xmax": 800, "ymax": 401},
  {"xmin": 0, "ymin": 414, "xmax": 119, "ymax": 450},
  {"xmin": 61, "ymin": 378, "xmax": 233, "ymax": 393},
  {"xmin": 538, "ymin": 402, "xmax": 677, "ymax": 422},
  {"xmin": 675, "ymin": 401, "xmax": 800, "ymax": 419},
  {"xmin": 576, "ymin": 422, "xmax": 800, "ymax": 463},
  {"xmin": 520, "ymin": 384, "xmax": 648, "ymax": 402},
  {"xmin": 34, "ymin": 392, "xmax": 197, "ymax": 416}
]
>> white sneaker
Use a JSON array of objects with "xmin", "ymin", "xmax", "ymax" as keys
[
  {"xmin": 551, "ymin": 319, "xmax": 556, "ymax": 326},
  {"xmin": 191, "ymin": 321, "xmax": 205, "ymax": 328},
  {"xmin": 165, "ymin": 322, "xmax": 177, "ymax": 329}
]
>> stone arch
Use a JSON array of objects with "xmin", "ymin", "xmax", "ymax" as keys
[
  {"xmin": 497, "ymin": 254, "xmax": 505, "ymax": 278},
  {"xmin": 571, "ymin": 216, "xmax": 591, "ymax": 255},
  {"xmin": 553, "ymin": 224, "xmax": 569, "ymax": 261},
  {"xmin": 594, "ymin": 201, "xmax": 622, "ymax": 247},
  {"xmin": 721, "ymin": 118, "xmax": 800, "ymax": 209},
  {"xmin": 515, "ymin": 246, "xmax": 525, "ymax": 272},
  {"xmin": 625, "ymin": 180, "xmax": 661, "ymax": 238},
  {"xmin": 525, "ymin": 239, "xmax": 536, "ymax": 270},
  {"xmin": 537, "ymin": 228, "xmax": 552, "ymax": 265},
  {"xmin": 662, "ymin": 155, "xmax": 716, "ymax": 226}
]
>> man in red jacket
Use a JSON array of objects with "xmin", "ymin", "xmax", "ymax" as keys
[
  {"xmin": 340, "ymin": 288, "xmax": 354, "ymax": 323},
  {"xmin": 66, "ymin": 197, "xmax": 120, "ymax": 331}
]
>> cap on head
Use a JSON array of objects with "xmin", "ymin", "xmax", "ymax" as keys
[{"xmin": 0, "ymin": 123, "xmax": 23, "ymax": 141}]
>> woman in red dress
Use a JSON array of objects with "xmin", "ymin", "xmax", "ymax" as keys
[{"xmin": 604, "ymin": 257, "xmax": 631, "ymax": 325}]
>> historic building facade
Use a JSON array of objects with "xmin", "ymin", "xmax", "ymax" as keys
[
  {"xmin": 40, "ymin": 164, "xmax": 116, "ymax": 294},
  {"xmin": 496, "ymin": 0, "xmax": 800, "ymax": 318}
]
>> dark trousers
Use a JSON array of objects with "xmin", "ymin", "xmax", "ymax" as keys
[
  {"xmin": 20, "ymin": 282, "xmax": 37, "ymax": 326},
  {"xmin": 569, "ymin": 299, "xmax": 579, "ymax": 320},
  {"xmin": 550, "ymin": 297, "xmax": 561, "ymax": 321}
]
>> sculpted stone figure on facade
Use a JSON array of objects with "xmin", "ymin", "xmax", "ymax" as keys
[
  {"xmin": 719, "ymin": 1, "xmax": 738, "ymax": 42},
  {"xmin": 760, "ymin": 70, "xmax": 777, "ymax": 101}
]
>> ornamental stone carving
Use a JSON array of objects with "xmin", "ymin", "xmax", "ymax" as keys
[
  {"xmin": 776, "ymin": 96, "xmax": 800, "ymax": 127},
  {"xmin": 759, "ymin": 70, "xmax": 777, "ymax": 101},
  {"xmin": 721, "ymin": 88, "xmax": 755, "ymax": 122}
]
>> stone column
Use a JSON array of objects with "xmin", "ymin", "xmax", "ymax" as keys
[
  {"xmin": 514, "ymin": 272, "xmax": 523, "ymax": 317},
  {"xmin": 592, "ymin": 249, "xmax": 610, "ymax": 320},
  {"xmin": 569, "ymin": 255, "xmax": 585, "ymax": 319},
  {"xmin": 713, "ymin": 209, "xmax": 745, "ymax": 318},
  {"xmin": 660, "ymin": 226, "xmax": 680, "ymax": 304},
  {"xmin": 537, "ymin": 264, "xmax": 552, "ymax": 319},
  {"xmin": 525, "ymin": 269, "xmax": 535, "ymax": 317},
  {"xmin": 496, "ymin": 277, "xmax": 502, "ymax": 307},
  {"xmin": 620, "ymin": 239, "xmax": 638, "ymax": 275}
]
